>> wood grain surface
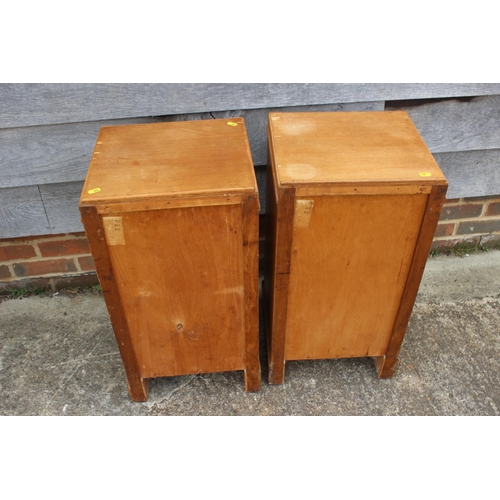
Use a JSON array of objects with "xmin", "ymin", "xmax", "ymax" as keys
[
  {"xmin": 376, "ymin": 184, "xmax": 447, "ymax": 377},
  {"xmin": 79, "ymin": 205, "xmax": 148, "ymax": 401},
  {"xmin": 106, "ymin": 204, "xmax": 247, "ymax": 378},
  {"xmin": 39, "ymin": 181, "xmax": 85, "ymax": 234},
  {"xmin": 0, "ymin": 117, "xmax": 170, "ymax": 189},
  {"xmin": 386, "ymin": 95, "xmax": 500, "ymax": 153},
  {"xmin": 265, "ymin": 110, "xmax": 448, "ymax": 382},
  {"xmin": 2, "ymin": 85, "xmax": 499, "ymax": 241},
  {"xmin": 209, "ymin": 101, "xmax": 385, "ymax": 165},
  {"xmin": 3, "ymin": 83, "xmax": 500, "ymax": 128},
  {"xmin": 433, "ymin": 149, "xmax": 500, "ymax": 199},
  {"xmin": 79, "ymin": 115, "xmax": 261, "ymax": 398},
  {"xmin": 264, "ymin": 125, "xmax": 296, "ymax": 384},
  {"xmin": 284, "ymin": 193, "xmax": 428, "ymax": 360},
  {"xmin": 269, "ymin": 111, "xmax": 446, "ymax": 186},
  {"xmin": 80, "ymin": 118, "xmax": 256, "ymax": 206},
  {"xmin": 241, "ymin": 194, "xmax": 261, "ymax": 391},
  {"xmin": 0, "ymin": 185, "xmax": 49, "ymax": 238}
]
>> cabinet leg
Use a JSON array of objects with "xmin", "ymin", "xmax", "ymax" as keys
[
  {"xmin": 242, "ymin": 194, "xmax": 261, "ymax": 393},
  {"xmin": 125, "ymin": 371, "xmax": 149, "ymax": 402},
  {"xmin": 244, "ymin": 364, "xmax": 261, "ymax": 392},
  {"xmin": 268, "ymin": 359, "xmax": 285, "ymax": 385},
  {"xmin": 266, "ymin": 274, "xmax": 289, "ymax": 385},
  {"xmin": 265, "ymin": 283, "xmax": 286, "ymax": 385},
  {"xmin": 373, "ymin": 355, "xmax": 398, "ymax": 379}
]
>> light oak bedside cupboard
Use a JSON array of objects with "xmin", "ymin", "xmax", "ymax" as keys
[
  {"xmin": 79, "ymin": 118, "xmax": 261, "ymax": 402},
  {"xmin": 265, "ymin": 111, "xmax": 447, "ymax": 384}
]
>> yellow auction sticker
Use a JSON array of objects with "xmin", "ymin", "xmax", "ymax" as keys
[
  {"xmin": 88, "ymin": 188, "xmax": 101, "ymax": 194},
  {"xmin": 227, "ymin": 122, "xmax": 238, "ymax": 126},
  {"xmin": 419, "ymin": 173, "xmax": 432, "ymax": 177}
]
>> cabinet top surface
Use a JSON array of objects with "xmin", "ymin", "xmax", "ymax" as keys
[
  {"xmin": 80, "ymin": 118, "xmax": 257, "ymax": 205},
  {"xmin": 268, "ymin": 111, "xmax": 447, "ymax": 186}
]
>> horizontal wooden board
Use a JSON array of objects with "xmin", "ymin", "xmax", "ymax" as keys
[
  {"xmin": 96, "ymin": 195, "xmax": 242, "ymax": 215},
  {"xmin": 3, "ymin": 83, "xmax": 500, "ymax": 129},
  {"xmin": 295, "ymin": 185, "xmax": 432, "ymax": 196},
  {"xmin": 386, "ymin": 95, "xmax": 500, "ymax": 153},
  {"xmin": 433, "ymin": 149, "xmax": 500, "ymax": 199},
  {"xmin": 39, "ymin": 181, "xmax": 85, "ymax": 234},
  {"xmin": 0, "ymin": 116, "xmax": 171, "ymax": 189},
  {"xmin": 0, "ymin": 186, "xmax": 50, "ymax": 239}
]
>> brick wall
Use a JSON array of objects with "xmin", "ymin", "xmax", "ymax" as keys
[
  {"xmin": 1, "ymin": 195, "xmax": 500, "ymax": 294},
  {"xmin": 0, "ymin": 233, "xmax": 98, "ymax": 294},
  {"xmin": 433, "ymin": 196, "xmax": 500, "ymax": 253}
]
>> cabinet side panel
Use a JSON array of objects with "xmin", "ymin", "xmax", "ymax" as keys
[
  {"xmin": 80, "ymin": 205, "xmax": 148, "ymax": 401},
  {"xmin": 264, "ymin": 126, "xmax": 296, "ymax": 383},
  {"xmin": 377, "ymin": 183, "xmax": 447, "ymax": 377},
  {"xmin": 285, "ymin": 194, "xmax": 428, "ymax": 360},
  {"xmin": 106, "ymin": 204, "xmax": 246, "ymax": 377}
]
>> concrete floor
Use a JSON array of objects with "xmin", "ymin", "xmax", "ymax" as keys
[{"xmin": 1, "ymin": 251, "xmax": 499, "ymax": 416}]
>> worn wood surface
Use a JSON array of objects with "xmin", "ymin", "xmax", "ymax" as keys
[
  {"xmin": 241, "ymin": 195, "xmax": 262, "ymax": 391},
  {"xmin": 0, "ymin": 102, "xmax": 383, "ymax": 191},
  {"xmin": 209, "ymin": 101, "xmax": 384, "ymax": 165},
  {"xmin": 269, "ymin": 111, "xmax": 446, "ymax": 186},
  {"xmin": 79, "ymin": 117, "xmax": 260, "ymax": 399},
  {"xmin": 433, "ymin": 149, "xmax": 500, "ymax": 199},
  {"xmin": 294, "ymin": 184, "xmax": 432, "ymax": 196},
  {"xmin": 2, "ymin": 144, "xmax": 498, "ymax": 241},
  {"xmin": 96, "ymin": 194, "xmax": 242, "ymax": 215},
  {"xmin": 0, "ymin": 186, "xmax": 49, "ymax": 238},
  {"xmin": 2, "ymin": 95, "xmax": 497, "ymax": 190},
  {"xmin": 285, "ymin": 193, "xmax": 428, "ymax": 360},
  {"xmin": 376, "ymin": 184, "xmax": 448, "ymax": 378},
  {"xmin": 80, "ymin": 118, "xmax": 256, "ymax": 206},
  {"xmin": 0, "ymin": 173, "xmax": 265, "ymax": 240},
  {"xmin": 79, "ymin": 205, "xmax": 148, "ymax": 402},
  {"xmin": 266, "ymin": 111, "xmax": 448, "ymax": 382},
  {"xmin": 39, "ymin": 181, "xmax": 84, "ymax": 234},
  {"xmin": 2, "ymin": 84, "xmax": 499, "ymax": 241},
  {"xmin": 2, "ymin": 94, "xmax": 495, "ymax": 187},
  {"xmin": 0, "ymin": 117, "xmax": 169, "ymax": 189},
  {"xmin": 265, "ymin": 124, "xmax": 296, "ymax": 384},
  {"xmin": 106, "ymin": 204, "xmax": 247, "ymax": 378},
  {"xmin": 386, "ymin": 95, "xmax": 500, "ymax": 153},
  {"xmin": 3, "ymin": 83, "xmax": 500, "ymax": 129}
]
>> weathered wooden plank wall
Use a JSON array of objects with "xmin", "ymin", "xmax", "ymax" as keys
[
  {"xmin": 39, "ymin": 182, "xmax": 84, "ymax": 235},
  {"xmin": 1, "ymin": 83, "xmax": 499, "ymax": 239},
  {"xmin": 3, "ymin": 83, "xmax": 500, "ymax": 128},
  {"xmin": 0, "ymin": 117, "xmax": 168, "ymax": 188},
  {"xmin": 386, "ymin": 95, "xmax": 500, "ymax": 200},
  {"xmin": 0, "ymin": 101, "xmax": 384, "ymax": 190},
  {"xmin": 387, "ymin": 95, "xmax": 500, "ymax": 152},
  {"xmin": 0, "ymin": 186, "xmax": 48, "ymax": 238}
]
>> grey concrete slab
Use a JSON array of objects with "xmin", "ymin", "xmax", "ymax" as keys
[{"xmin": 1, "ymin": 251, "xmax": 499, "ymax": 415}]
